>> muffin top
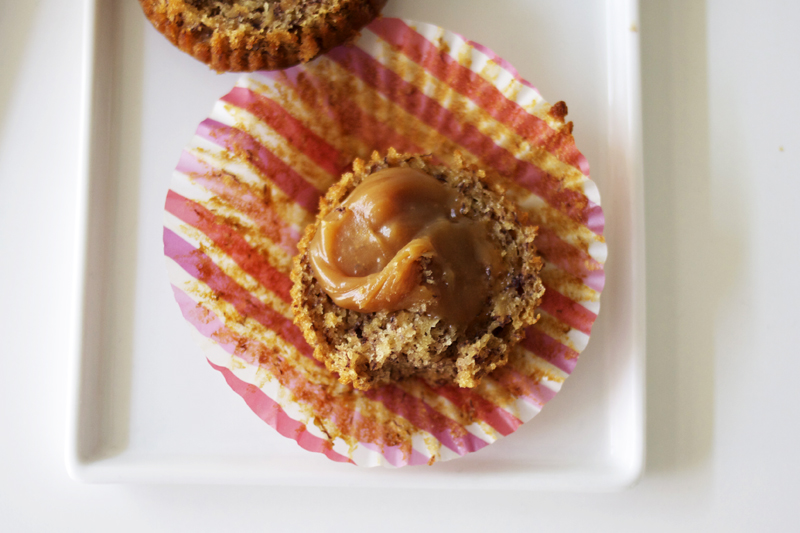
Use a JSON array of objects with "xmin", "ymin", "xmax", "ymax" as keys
[
  {"xmin": 291, "ymin": 149, "xmax": 545, "ymax": 390},
  {"xmin": 139, "ymin": 0, "xmax": 387, "ymax": 71}
]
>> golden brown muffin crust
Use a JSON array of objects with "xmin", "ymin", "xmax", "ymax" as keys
[
  {"xmin": 138, "ymin": 0, "xmax": 387, "ymax": 72},
  {"xmin": 291, "ymin": 149, "xmax": 545, "ymax": 390}
]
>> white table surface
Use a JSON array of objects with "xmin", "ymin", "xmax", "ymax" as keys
[{"xmin": 1, "ymin": 0, "xmax": 798, "ymax": 530}]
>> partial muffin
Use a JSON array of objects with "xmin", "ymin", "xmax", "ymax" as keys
[
  {"xmin": 291, "ymin": 150, "xmax": 545, "ymax": 390},
  {"xmin": 139, "ymin": 0, "xmax": 387, "ymax": 72}
]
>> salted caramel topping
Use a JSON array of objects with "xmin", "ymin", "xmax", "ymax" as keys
[{"xmin": 309, "ymin": 167, "xmax": 503, "ymax": 330}]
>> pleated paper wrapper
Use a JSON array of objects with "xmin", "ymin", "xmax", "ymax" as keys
[{"xmin": 163, "ymin": 18, "xmax": 607, "ymax": 467}]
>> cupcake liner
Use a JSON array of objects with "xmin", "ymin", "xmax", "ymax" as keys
[{"xmin": 163, "ymin": 18, "xmax": 607, "ymax": 467}]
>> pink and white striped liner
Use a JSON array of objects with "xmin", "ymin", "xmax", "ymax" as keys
[{"xmin": 163, "ymin": 19, "xmax": 606, "ymax": 467}]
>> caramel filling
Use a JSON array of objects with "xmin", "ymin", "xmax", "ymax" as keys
[{"xmin": 309, "ymin": 167, "xmax": 503, "ymax": 330}]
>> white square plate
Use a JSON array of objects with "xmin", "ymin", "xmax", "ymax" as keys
[{"xmin": 67, "ymin": 0, "xmax": 645, "ymax": 489}]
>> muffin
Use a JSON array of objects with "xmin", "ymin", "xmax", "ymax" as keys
[
  {"xmin": 291, "ymin": 150, "xmax": 545, "ymax": 390},
  {"xmin": 139, "ymin": 0, "xmax": 387, "ymax": 72},
  {"xmin": 166, "ymin": 19, "xmax": 607, "ymax": 466}
]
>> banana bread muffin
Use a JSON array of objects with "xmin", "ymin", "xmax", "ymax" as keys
[
  {"xmin": 139, "ymin": 0, "xmax": 387, "ymax": 72},
  {"xmin": 291, "ymin": 150, "xmax": 545, "ymax": 390}
]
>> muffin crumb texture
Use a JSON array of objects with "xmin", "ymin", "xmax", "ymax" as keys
[
  {"xmin": 291, "ymin": 150, "xmax": 545, "ymax": 390},
  {"xmin": 138, "ymin": 0, "xmax": 387, "ymax": 71}
]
